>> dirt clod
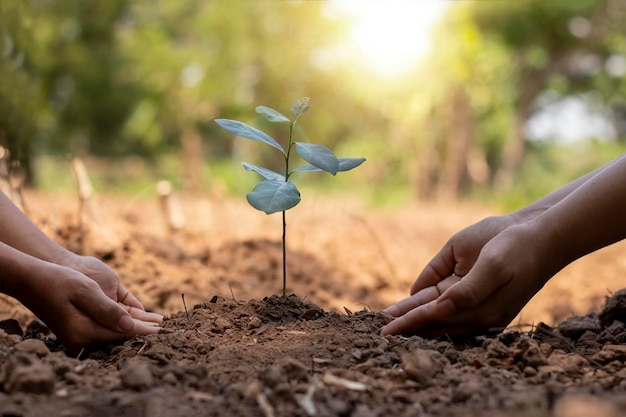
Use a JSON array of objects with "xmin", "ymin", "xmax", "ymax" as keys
[
  {"xmin": 119, "ymin": 359, "xmax": 154, "ymax": 391},
  {"xmin": 401, "ymin": 349, "xmax": 447, "ymax": 385}
]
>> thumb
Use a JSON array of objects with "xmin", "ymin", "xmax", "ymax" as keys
[
  {"xmin": 410, "ymin": 245, "xmax": 456, "ymax": 295},
  {"xmin": 434, "ymin": 268, "xmax": 505, "ymax": 318},
  {"xmin": 73, "ymin": 282, "xmax": 135, "ymax": 333}
]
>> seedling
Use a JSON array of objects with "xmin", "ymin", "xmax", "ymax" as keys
[{"xmin": 215, "ymin": 97, "xmax": 365, "ymax": 297}]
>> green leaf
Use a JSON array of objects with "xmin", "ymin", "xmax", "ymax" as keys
[
  {"xmin": 290, "ymin": 158, "xmax": 366, "ymax": 174},
  {"xmin": 290, "ymin": 165, "xmax": 323, "ymax": 173},
  {"xmin": 295, "ymin": 142, "xmax": 339, "ymax": 175},
  {"xmin": 215, "ymin": 119, "xmax": 285, "ymax": 155},
  {"xmin": 290, "ymin": 97, "xmax": 310, "ymax": 118},
  {"xmin": 256, "ymin": 106, "xmax": 290, "ymax": 123},
  {"xmin": 337, "ymin": 157, "xmax": 366, "ymax": 171},
  {"xmin": 246, "ymin": 180, "xmax": 301, "ymax": 214},
  {"xmin": 242, "ymin": 162, "xmax": 285, "ymax": 181}
]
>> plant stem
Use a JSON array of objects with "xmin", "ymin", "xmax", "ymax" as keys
[
  {"xmin": 282, "ymin": 209, "xmax": 286, "ymax": 298},
  {"xmin": 280, "ymin": 122, "xmax": 295, "ymax": 298}
]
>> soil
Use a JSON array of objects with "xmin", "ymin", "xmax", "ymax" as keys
[{"xmin": 1, "ymin": 190, "xmax": 626, "ymax": 416}]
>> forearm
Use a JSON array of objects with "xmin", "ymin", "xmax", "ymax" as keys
[
  {"xmin": 0, "ymin": 192, "xmax": 74, "ymax": 264},
  {"xmin": 510, "ymin": 157, "xmax": 621, "ymax": 223},
  {"xmin": 531, "ymin": 154, "xmax": 626, "ymax": 269},
  {"xmin": 0, "ymin": 240, "xmax": 52, "ymax": 301}
]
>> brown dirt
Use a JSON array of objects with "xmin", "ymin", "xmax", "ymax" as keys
[{"xmin": 1, "ymin": 190, "xmax": 626, "ymax": 416}]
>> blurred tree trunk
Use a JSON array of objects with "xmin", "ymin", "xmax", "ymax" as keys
[
  {"xmin": 181, "ymin": 128, "xmax": 203, "ymax": 192},
  {"xmin": 413, "ymin": 105, "xmax": 440, "ymax": 200},
  {"xmin": 494, "ymin": 54, "xmax": 562, "ymax": 189},
  {"xmin": 439, "ymin": 86, "xmax": 474, "ymax": 200},
  {"xmin": 413, "ymin": 87, "xmax": 475, "ymax": 201},
  {"xmin": 610, "ymin": 103, "xmax": 626, "ymax": 143},
  {"xmin": 415, "ymin": 146, "xmax": 438, "ymax": 200},
  {"xmin": 494, "ymin": 111, "xmax": 527, "ymax": 189}
]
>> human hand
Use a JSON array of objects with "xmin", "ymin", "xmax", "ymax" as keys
[
  {"xmin": 408, "ymin": 215, "xmax": 516, "ymax": 297},
  {"xmin": 381, "ymin": 221, "xmax": 557, "ymax": 338},
  {"xmin": 64, "ymin": 255, "xmax": 163, "ymax": 325},
  {"xmin": 17, "ymin": 261, "xmax": 160, "ymax": 354}
]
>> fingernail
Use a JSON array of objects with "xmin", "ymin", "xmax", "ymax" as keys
[
  {"xmin": 435, "ymin": 299, "xmax": 457, "ymax": 317},
  {"xmin": 118, "ymin": 314, "xmax": 134, "ymax": 332}
]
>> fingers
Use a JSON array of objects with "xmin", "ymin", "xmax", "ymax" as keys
[
  {"xmin": 131, "ymin": 318, "xmax": 162, "ymax": 335},
  {"xmin": 61, "ymin": 315, "xmax": 161, "ymax": 354},
  {"xmin": 434, "ymin": 255, "xmax": 511, "ymax": 317},
  {"xmin": 383, "ymin": 286, "xmax": 439, "ymax": 317},
  {"xmin": 381, "ymin": 296, "xmax": 484, "ymax": 336},
  {"xmin": 437, "ymin": 274, "xmax": 461, "ymax": 293},
  {"xmin": 72, "ymin": 280, "xmax": 139, "ymax": 333},
  {"xmin": 410, "ymin": 245, "xmax": 456, "ymax": 295},
  {"xmin": 381, "ymin": 294, "xmax": 503, "ymax": 337},
  {"xmin": 117, "ymin": 284, "xmax": 145, "ymax": 310},
  {"xmin": 122, "ymin": 304, "xmax": 164, "ymax": 324},
  {"xmin": 382, "ymin": 257, "xmax": 509, "ymax": 336},
  {"xmin": 384, "ymin": 275, "xmax": 461, "ymax": 317},
  {"xmin": 381, "ymin": 298, "xmax": 439, "ymax": 335}
]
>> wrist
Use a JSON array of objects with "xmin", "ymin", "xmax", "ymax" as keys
[
  {"xmin": 508, "ymin": 204, "xmax": 550, "ymax": 225},
  {"xmin": 4, "ymin": 254, "xmax": 58, "ymax": 304},
  {"xmin": 54, "ymin": 250, "xmax": 84, "ymax": 269},
  {"xmin": 524, "ymin": 217, "xmax": 572, "ymax": 278}
]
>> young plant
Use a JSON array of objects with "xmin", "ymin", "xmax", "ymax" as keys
[{"xmin": 215, "ymin": 97, "xmax": 365, "ymax": 297}]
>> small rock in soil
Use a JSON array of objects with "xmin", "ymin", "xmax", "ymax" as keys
[
  {"xmin": 259, "ymin": 364, "xmax": 287, "ymax": 388},
  {"xmin": 0, "ymin": 353, "xmax": 55, "ymax": 394},
  {"xmin": 591, "ymin": 344, "xmax": 626, "ymax": 365},
  {"xmin": 599, "ymin": 288, "xmax": 626, "ymax": 327},
  {"xmin": 513, "ymin": 337, "xmax": 547, "ymax": 368},
  {"xmin": 14, "ymin": 339, "xmax": 50, "ymax": 357},
  {"xmin": 213, "ymin": 318, "xmax": 233, "ymax": 333},
  {"xmin": 0, "ymin": 319, "xmax": 23, "ymax": 336},
  {"xmin": 119, "ymin": 359, "xmax": 154, "ymax": 391},
  {"xmin": 401, "ymin": 349, "xmax": 447, "ymax": 385},
  {"xmin": 281, "ymin": 357, "xmax": 309, "ymax": 382},
  {"xmin": 557, "ymin": 314, "xmax": 602, "ymax": 340}
]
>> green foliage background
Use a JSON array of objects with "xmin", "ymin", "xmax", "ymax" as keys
[{"xmin": 1, "ymin": 0, "xmax": 625, "ymax": 207}]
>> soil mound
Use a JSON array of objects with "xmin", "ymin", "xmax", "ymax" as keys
[{"xmin": 1, "ymin": 292, "xmax": 626, "ymax": 416}]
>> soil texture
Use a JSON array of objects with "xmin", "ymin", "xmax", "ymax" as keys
[{"xmin": 1, "ymin": 192, "xmax": 626, "ymax": 416}]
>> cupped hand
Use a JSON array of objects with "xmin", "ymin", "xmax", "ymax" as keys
[
  {"xmin": 65, "ymin": 255, "xmax": 163, "ymax": 325},
  {"xmin": 407, "ymin": 215, "xmax": 516, "ymax": 297},
  {"xmin": 382, "ymin": 221, "xmax": 557, "ymax": 338},
  {"xmin": 18, "ymin": 263, "xmax": 160, "ymax": 354}
]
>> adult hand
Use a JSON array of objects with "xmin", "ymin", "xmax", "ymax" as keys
[
  {"xmin": 18, "ymin": 255, "xmax": 162, "ymax": 354},
  {"xmin": 384, "ymin": 215, "xmax": 514, "ymax": 320},
  {"xmin": 382, "ymin": 220, "xmax": 555, "ymax": 338},
  {"xmin": 64, "ymin": 255, "xmax": 163, "ymax": 325}
]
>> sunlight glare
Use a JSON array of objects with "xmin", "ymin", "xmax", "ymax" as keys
[{"xmin": 331, "ymin": 0, "xmax": 449, "ymax": 78}]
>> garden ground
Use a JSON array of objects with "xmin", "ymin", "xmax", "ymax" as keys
[{"xmin": 1, "ymin": 190, "xmax": 626, "ymax": 416}]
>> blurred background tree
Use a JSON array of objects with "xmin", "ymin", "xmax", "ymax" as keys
[{"xmin": 1, "ymin": 0, "xmax": 625, "ymax": 205}]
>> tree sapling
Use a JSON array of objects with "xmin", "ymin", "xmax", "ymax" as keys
[{"xmin": 215, "ymin": 97, "xmax": 366, "ymax": 297}]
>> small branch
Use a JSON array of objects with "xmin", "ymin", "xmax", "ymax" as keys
[
  {"xmin": 228, "ymin": 282, "xmax": 238, "ymax": 301},
  {"xmin": 69, "ymin": 155, "xmax": 96, "ymax": 251},
  {"xmin": 156, "ymin": 180, "xmax": 186, "ymax": 236},
  {"xmin": 182, "ymin": 293, "xmax": 190, "ymax": 322}
]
